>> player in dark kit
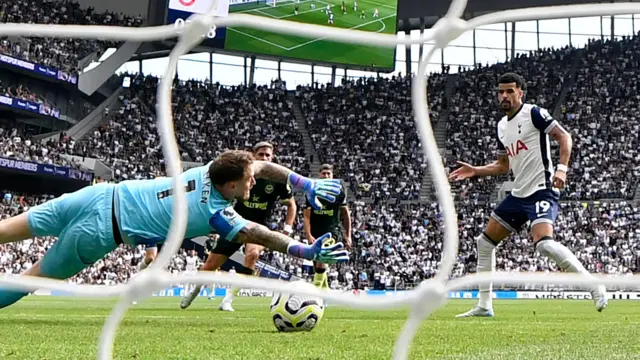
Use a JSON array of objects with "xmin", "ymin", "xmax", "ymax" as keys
[
  {"xmin": 181, "ymin": 142, "xmax": 297, "ymax": 311},
  {"xmin": 294, "ymin": 3, "xmax": 299, "ymax": 15},
  {"xmin": 304, "ymin": 164, "xmax": 351, "ymax": 289}
]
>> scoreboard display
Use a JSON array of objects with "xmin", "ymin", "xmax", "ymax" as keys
[
  {"xmin": 165, "ymin": 0, "xmax": 228, "ymax": 49},
  {"xmin": 163, "ymin": 0, "xmax": 398, "ymax": 71}
]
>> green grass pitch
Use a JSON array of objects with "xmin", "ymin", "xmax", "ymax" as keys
[
  {"xmin": 225, "ymin": 0, "xmax": 397, "ymax": 70},
  {"xmin": 2, "ymin": 297, "xmax": 639, "ymax": 359}
]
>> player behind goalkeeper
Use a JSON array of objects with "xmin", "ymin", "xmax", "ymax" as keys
[
  {"xmin": 0, "ymin": 150, "xmax": 348, "ymax": 309},
  {"xmin": 212, "ymin": 142, "xmax": 297, "ymax": 312},
  {"xmin": 304, "ymin": 164, "xmax": 351, "ymax": 289},
  {"xmin": 449, "ymin": 73, "xmax": 607, "ymax": 318},
  {"xmin": 180, "ymin": 143, "xmax": 298, "ymax": 310}
]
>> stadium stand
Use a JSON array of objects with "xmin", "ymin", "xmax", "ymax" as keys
[
  {"xmin": 0, "ymin": 0, "xmax": 144, "ymax": 74},
  {"xmin": 297, "ymin": 74, "xmax": 445, "ymax": 201},
  {"xmin": 0, "ymin": 11, "xmax": 639, "ymax": 289},
  {"xmin": 74, "ymin": 75, "xmax": 308, "ymax": 181},
  {"xmin": 561, "ymin": 37, "xmax": 640, "ymax": 200}
]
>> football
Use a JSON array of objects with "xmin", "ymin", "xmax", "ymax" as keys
[{"xmin": 270, "ymin": 281, "xmax": 325, "ymax": 332}]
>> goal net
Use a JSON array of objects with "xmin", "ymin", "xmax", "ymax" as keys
[{"xmin": 1, "ymin": 0, "xmax": 639, "ymax": 360}]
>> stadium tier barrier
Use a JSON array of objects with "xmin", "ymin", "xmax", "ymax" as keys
[{"xmin": 3, "ymin": 1, "xmax": 640, "ymax": 359}]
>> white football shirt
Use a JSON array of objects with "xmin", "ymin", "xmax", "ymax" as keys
[
  {"xmin": 496, "ymin": 103, "xmax": 558, "ymax": 198},
  {"xmin": 185, "ymin": 255, "xmax": 199, "ymax": 272}
]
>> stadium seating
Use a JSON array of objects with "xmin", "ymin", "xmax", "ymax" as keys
[
  {"xmin": 0, "ymin": 0, "xmax": 144, "ymax": 74},
  {"xmin": 1, "ymin": 22, "xmax": 640, "ymax": 288},
  {"xmin": 74, "ymin": 75, "xmax": 308, "ymax": 181},
  {"xmin": 297, "ymin": 74, "xmax": 445, "ymax": 200},
  {"xmin": 561, "ymin": 37, "xmax": 640, "ymax": 200}
]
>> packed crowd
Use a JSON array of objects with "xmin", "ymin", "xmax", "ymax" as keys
[
  {"xmin": 0, "ymin": 81, "xmax": 56, "ymax": 110},
  {"xmin": 561, "ymin": 36, "xmax": 640, "ymax": 200},
  {"xmin": 0, "ymin": 0, "xmax": 143, "ymax": 73},
  {"xmin": 73, "ymin": 75, "xmax": 308, "ymax": 181},
  {"xmin": 2, "ymin": 18, "xmax": 640, "ymax": 290},
  {"xmin": 0, "ymin": 121, "xmax": 83, "ymax": 169},
  {"xmin": 2, "ymin": 190, "xmax": 637, "ymax": 290},
  {"xmin": 297, "ymin": 74, "xmax": 445, "ymax": 201},
  {"xmin": 266, "ymin": 199, "xmax": 640, "ymax": 290}
]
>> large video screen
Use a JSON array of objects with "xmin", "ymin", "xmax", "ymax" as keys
[{"xmin": 166, "ymin": 0, "xmax": 397, "ymax": 71}]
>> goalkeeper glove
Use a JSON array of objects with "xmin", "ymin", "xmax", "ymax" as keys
[
  {"xmin": 288, "ymin": 173, "xmax": 342, "ymax": 210},
  {"xmin": 286, "ymin": 233, "xmax": 349, "ymax": 264}
]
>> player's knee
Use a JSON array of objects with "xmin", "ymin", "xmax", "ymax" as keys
[
  {"xmin": 244, "ymin": 248, "xmax": 260, "ymax": 267},
  {"xmin": 314, "ymin": 263, "xmax": 326, "ymax": 272},
  {"xmin": 485, "ymin": 217, "xmax": 512, "ymax": 243},
  {"xmin": 531, "ymin": 222, "xmax": 554, "ymax": 243},
  {"xmin": 202, "ymin": 255, "xmax": 217, "ymax": 270},
  {"xmin": 479, "ymin": 232, "xmax": 499, "ymax": 246}
]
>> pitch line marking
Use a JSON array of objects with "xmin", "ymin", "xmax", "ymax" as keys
[
  {"xmin": 226, "ymin": 27, "xmax": 291, "ymax": 50},
  {"xmin": 254, "ymin": 9, "xmax": 279, "ymax": 18},
  {"xmin": 284, "ymin": 13, "xmax": 395, "ymax": 51}
]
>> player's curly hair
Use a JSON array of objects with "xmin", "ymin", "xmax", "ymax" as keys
[
  {"xmin": 209, "ymin": 150, "xmax": 255, "ymax": 185},
  {"xmin": 499, "ymin": 72, "xmax": 526, "ymax": 90}
]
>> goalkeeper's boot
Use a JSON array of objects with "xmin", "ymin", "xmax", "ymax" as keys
[
  {"xmin": 455, "ymin": 306, "xmax": 494, "ymax": 318},
  {"xmin": 180, "ymin": 284, "xmax": 203, "ymax": 309},
  {"xmin": 591, "ymin": 285, "xmax": 608, "ymax": 312}
]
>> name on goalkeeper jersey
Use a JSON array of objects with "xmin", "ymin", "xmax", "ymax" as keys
[
  {"xmin": 243, "ymin": 201, "xmax": 268, "ymax": 210},
  {"xmin": 505, "ymin": 139, "xmax": 529, "ymax": 158}
]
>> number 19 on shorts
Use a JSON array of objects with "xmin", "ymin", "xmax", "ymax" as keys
[{"xmin": 535, "ymin": 200, "xmax": 550, "ymax": 216}]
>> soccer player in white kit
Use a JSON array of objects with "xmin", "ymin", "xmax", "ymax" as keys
[
  {"xmin": 450, "ymin": 73, "xmax": 608, "ymax": 317},
  {"xmin": 183, "ymin": 250, "xmax": 200, "ymax": 293}
]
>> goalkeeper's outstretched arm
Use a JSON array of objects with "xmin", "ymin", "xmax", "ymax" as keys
[{"xmin": 236, "ymin": 222, "xmax": 348, "ymax": 264}]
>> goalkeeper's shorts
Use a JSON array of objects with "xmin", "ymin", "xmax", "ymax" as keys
[{"xmin": 26, "ymin": 183, "xmax": 119, "ymax": 280}]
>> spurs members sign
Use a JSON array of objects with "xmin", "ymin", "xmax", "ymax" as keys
[{"xmin": 169, "ymin": 0, "xmax": 230, "ymax": 17}]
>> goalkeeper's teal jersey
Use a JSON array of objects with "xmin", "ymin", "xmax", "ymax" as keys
[{"xmin": 114, "ymin": 163, "xmax": 248, "ymax": 246}]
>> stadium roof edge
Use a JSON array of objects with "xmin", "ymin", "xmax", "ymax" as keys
[{"xmin": 397, "ymin": 0, "xmax": 640, "ymax": 32}]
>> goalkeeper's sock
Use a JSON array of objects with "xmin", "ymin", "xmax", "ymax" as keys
[
  {"xmin": 322, "ymin": 273, "xmax": 330, "ymax": 289},
  {"xmin": 536, "ymin": 237, "xmax": 590, "ymax": 275},
  {"xmin": 313, "ymin": 268, "xmax": 326, "ymax": 288},
  {"xmin": 477, "ymin": 233, "xmax": 497, "ymax": 310},
  {"xmin": 0, "ymin": 289, "xmax": 28, "ymax": 309}
]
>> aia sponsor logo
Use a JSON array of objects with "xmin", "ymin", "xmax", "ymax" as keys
[{"xmin": 505, "ymin": 140, "xmax": 528, "ymax": 158}]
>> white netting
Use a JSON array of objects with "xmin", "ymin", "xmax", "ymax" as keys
[{"xmin": 1, "ymin": 0, "xmax": 640, "ymax": 359}]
